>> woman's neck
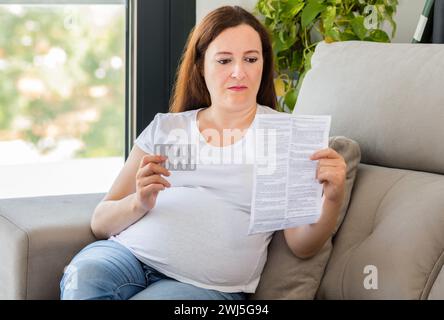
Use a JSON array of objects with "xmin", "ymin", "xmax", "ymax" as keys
[{"xmin": 200, "ymin": 103, "xmax": 258, "ymax": 131}]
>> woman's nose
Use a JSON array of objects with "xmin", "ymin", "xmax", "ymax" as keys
[{"xmin": 231, "ymin": 63, "xmax": 246, "ymax": 79}]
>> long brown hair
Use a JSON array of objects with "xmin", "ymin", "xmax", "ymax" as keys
[{"xmin": 169, "ymin": 6, "xmax": 277, "ymax": 113}]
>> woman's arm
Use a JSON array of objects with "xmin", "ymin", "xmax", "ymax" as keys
[
  {"xmin": 284, "ymin": 148, "xmax": 346, "ymax": 259},
  {"xmin": 91, "ymin": 193, "xmax": 146, "ymax": 240},
  {"xmin": 91, "ymin": 145, "xmax": 170, "ymax": 239}
]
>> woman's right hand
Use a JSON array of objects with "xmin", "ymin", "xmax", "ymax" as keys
[{"xmin": 133, "ymin": 154, "xmax": 171, "ymax": 215}]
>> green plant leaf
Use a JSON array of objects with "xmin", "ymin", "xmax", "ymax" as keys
[
  {"xmin": 301, "ymin": 0, "xmax": 326, "ymax": 28},
  {"xmin": 256, "ymin": 0, "xmax": 277, "ymax": 19},
  {"xmin": 292, "ymin": 69, "xmax": 307, "ymax": 111},
  {"xmin": 351, "ymin": 16, "xmax": 367, "ymax": 40},
  {"xmin": 284, "ymin": 88, "xmax": 298, "ymax": 110},
  {"xmin": 339, "ymin": 30, "xmax": 360, "ymax": 41},
  {"xmin": 365, "ymin": 29, "xmax": 390, "ymax": 42},
  {"xmin": 286, "ymin": 24, "xmax": 298, "ymax": 47},
  {"xmin": 283, "ymin": 0, "xmax": 305, "ymax": 18},
  {"xmin": 303, "ymin": 50, "xmax": 314, "ymax": 72},
  {"xmin": 321, "ymin": 5, "xmax": 336, "ymax": 31},
  {"xmin": 379, "ymin": 3, "xmax": 398, "ymax": 38},
  {"xmin": 290, "ymin": 50, "xmax": 303, "ymax": 71},
  {"xmin": 325, "ymin": 27, "xmax": 341, "ymax": 42},
  {"xmin": 274, "ymin": 77, "xmax": 286, "ymax": 97},
  {"xmin": 272, "ymin": 32, "xmax": 287, "ymax": 53}
]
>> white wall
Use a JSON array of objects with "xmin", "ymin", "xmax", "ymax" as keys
[
  {"xmin": 196, "ymin": 0, "xmax": 426, "ymax": 43},
  {"xmin": 392, "ymin": 0, "xmax": 425, "ymax": 43},
  {"xmin": 196, "ymin": 0, "xmax": 257, "ymax": 23}
]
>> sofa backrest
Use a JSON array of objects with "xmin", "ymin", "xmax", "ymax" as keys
[{"xmin": 294, "ymin": 41, "xmax": 444, "ymax": 175}]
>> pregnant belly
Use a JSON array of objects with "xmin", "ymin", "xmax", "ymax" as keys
[{"xmin": 113, "ymin": 187, "xmax": 270, "ymax": 287}]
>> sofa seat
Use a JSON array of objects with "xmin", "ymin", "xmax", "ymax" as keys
[{"xmin": 317, "ymin": 164, "xmax": 444, "ymax": 299}]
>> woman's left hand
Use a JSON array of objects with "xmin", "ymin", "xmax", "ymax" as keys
[{"xmin": 310, "ymin": 148, "xmax": 347, "ymax": 205}]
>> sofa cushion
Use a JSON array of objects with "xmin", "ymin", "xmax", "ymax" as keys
[
  {"xmin": 316, "ymin": 164, "xmax": 444, "ymax": 299},
  {"xmin": 294, "ymin": 41, "xmax": 444, "ymax": 175},
  {"xmin": 250, "ymin": 136, "xmax": 361, "ymax": 300}
]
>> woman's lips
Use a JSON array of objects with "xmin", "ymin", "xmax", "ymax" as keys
[{"xmin": 228, "ymin": 86, "xmax": 247, "ymax": 91}]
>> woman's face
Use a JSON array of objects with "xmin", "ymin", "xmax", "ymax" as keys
[{"xmin": 203, "ymin": 24, "xmax": 263, "ymax": 112}]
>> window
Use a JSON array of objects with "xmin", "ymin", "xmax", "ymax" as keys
[
  {"xmin": 0, "ymin": 0, "xmax": 195, "ymax": 200},
  {"xmin": 0, "ymin": 0, "xmax": 128, "ymax": 199}
]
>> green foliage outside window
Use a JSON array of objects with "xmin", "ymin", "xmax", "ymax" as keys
[{"xmin": 0, "ymin": 6, "xmax": 125, "ymax": 158}]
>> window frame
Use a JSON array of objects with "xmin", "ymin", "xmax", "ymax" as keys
[{"xmin": 127, "ymin": 0, "xmax": 196, "ymax": 160}]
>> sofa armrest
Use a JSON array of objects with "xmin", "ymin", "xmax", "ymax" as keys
[
  {"xmin": 0, "ymin": 215, "xmax": 28, "ymax": 299},
  {"xmin": 0, "ymin": 193, "xmax": 104, "ymax": 299}
]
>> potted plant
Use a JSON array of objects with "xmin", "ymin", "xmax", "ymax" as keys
[{"xmin": 255, "ymin": 0, "xmax": 399, "ymax": 112}]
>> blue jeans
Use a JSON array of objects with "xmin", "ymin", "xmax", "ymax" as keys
[{"xmin": 60, "ymin": 240, "xmax": 246, "ymax": 300}]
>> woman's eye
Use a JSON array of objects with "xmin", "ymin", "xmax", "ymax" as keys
[
  {"xmin": 217, "ymin": 59, "xmax": 231, "ymax": 65},
  {"xmin": 217, "ymin": 57, "xmax": 258, "ymax": 64},
  {"xmin": 245, "ymin": 57, "xmax": 258, "ymax": 63}
]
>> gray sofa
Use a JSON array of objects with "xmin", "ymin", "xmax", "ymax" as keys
[{"xmin": 1, "ymin": 40, "xmax": 444, "ymax": 299}]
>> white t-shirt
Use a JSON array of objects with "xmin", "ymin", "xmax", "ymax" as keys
[{"xmin": 110, "ymin": 104, "xmax": 281, "ymax": 293}]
